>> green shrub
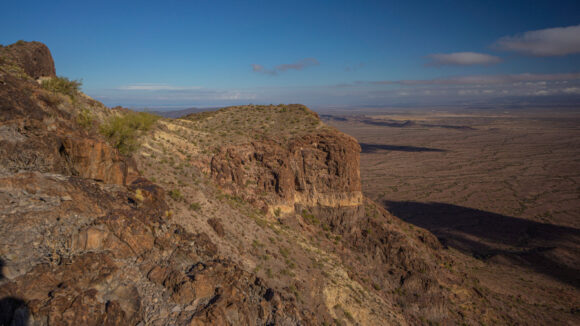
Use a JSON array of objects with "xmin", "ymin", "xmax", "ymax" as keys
[
  {"xmin": 168, "ymin": 189, "xmax": 183, "ymax": 201},
  {"xmin": 279, "ymin": 246, "xmax": 290, "ymax": 258},
  {"xmin": 0, "ymin": 56, "xmax": 31, "ymax": 80},
  {"xmin": 189, "ymin": 202, "xmax": 201, "ymax": 211},
  {"xmin": 301, "ymin": 209, "xmax": 320, "ymax": 225},
  {"xmin": 77, "ymin": 108, "xmax": 94, "ymax": 129},
  {"xmin": 41, "ymin": 76, "xmax": 82, "ymax": 97},
  {"xmin": 99, "ymin": 111, "xmax": 159, "ymax": 155}
]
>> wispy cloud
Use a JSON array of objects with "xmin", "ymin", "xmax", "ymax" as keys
[
  {"xmin": 100, "ymin": 84, "xmax": 257, "ymax": 107},
  {"xmin": 251, "ymin": 58, "xmax": 320, "ymax": 75},
  {"xmin": 276, "ymin": 58, "xmax": 319, "ymax": 71},
  {"xmin": 119, "ymin": 83, "xmax": 202, "ymax": 91},
  {"xmin": 494, "ymin": 24, "xmax": 580, "ymax": 56},
  {"xmin": 354, "ymin": 72, "xmax": 580, "ymax": 86},
  {"xmin": 251, "ymin": 64, "xmax": 272, "ymax": 75},
  {"xmin": 426, "ymin": 52, "xmax": 502, "ymax": 66},
  {"xmin": 328, "ymin": 72, "xmax": 580, "ymax": 104},
  {"xmin": 345, "ymin": 63, "xmax": 365, "ymax": 72},
  {"xmin": 562, "ymin": 87, "xmax": 580, "ymax": 94}
]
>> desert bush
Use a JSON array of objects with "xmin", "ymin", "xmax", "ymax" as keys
[
  {"xmin": 135, "ymin": 189, "xmax": 145, "ymax": 202},
  {"xmin": 189, "ymin": 202, "xmax": 201, "ymax": 211},
  {"xmin": 41, "ymin": 76, "xmax": 82, "ymax": 97},
  {"xmin": 99, "ymin": 111, "xmax": 159, "ymax": 155},
  {"xmin": 168, "ymin": 189, "xmax": 183, "ymax": 201},
  {"xmin": 301, "ymin": 209, "xmax": 320, "ymax": 225},
  {"xmin": 0, "ymin": 57, "xmax": 31, "ymax": 80},
  {"xmin": 77, "ymin": 108, "xmax": 94, "ymax": 129},
  {"xmin": 279, "ymin": 246, "xmax": 290, "ymax": 258},
  {"xmin": 37, "ymin": 92, "xmax": 63, "ymax": 106}
]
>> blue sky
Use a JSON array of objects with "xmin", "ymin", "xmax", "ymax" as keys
[{"xmin": 1, "ymin": 0, "xmax": 580, "ymax": 109}]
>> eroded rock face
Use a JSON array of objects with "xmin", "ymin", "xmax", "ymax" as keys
[
  {"xmin": 60, "ymin": 137, "xmax": 140, "ymax": 185},
  {"xmin": 210, "ymin": 131, "xmax": 363, "ymax": 216},
  {"xmin": 0, "ymin": 41, "xmax": 56, "ymax": 79},
  {"xmin": 0, "ymin": 63, "xmax": 136, "ymax": 186}
]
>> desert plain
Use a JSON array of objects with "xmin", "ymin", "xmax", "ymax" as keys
[{"xmin": 323, "ymin": 107, "xmax": 580, "ymax": 319}]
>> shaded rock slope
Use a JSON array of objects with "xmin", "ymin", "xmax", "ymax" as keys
[{"xmin": 0, "ymin": 41, "xmax": 559, "ymax": 325}]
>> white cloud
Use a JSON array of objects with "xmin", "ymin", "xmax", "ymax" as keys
[
  {"xmin": 251, "ymin": 58, "xmax": 319, "ymax": 75},
  {"xmin": 104, "ymin": 84, "xmax": 257, "ymax": 106},
  {"xmin": 119, "ymin": 84, "xmax": 202, "ymax": 91},
  {"xmin": 563, "ymin": 87, "xmax": 580, "ymax": 94},
  {"xmin": 427, "ymin": 52, "xmax": 502, "ymax": 66},
  {"xmin": 366, "ymin": 72, "xmax": 580, "ymax": 86},
  {"xmin": 331, "ymin": 72, "xmax": 580, "ymax": 104},
  {"xmin": 494, "ymin": 24, "xmax": 580, "ymax": 56}
]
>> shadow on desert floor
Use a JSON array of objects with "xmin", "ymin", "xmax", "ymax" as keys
[
  {"xmin": 0, "ymin": 258, "xmax": 29, "ymax": 326},
  {"xmin": 383, "ymin": 200, "xmax": 580, "ymax": 287},
  {"xmin": 360, "ymin": 143, "xmax": 447, "ymax": 153}
]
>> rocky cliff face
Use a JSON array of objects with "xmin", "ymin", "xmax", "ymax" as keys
[
  {"xmin": 210, "ymin": 131, "xmax": 363, "ymax": 214},
  {"xmin": 0, "ymin": 41, "xmax": 56, "ymax": 79},
  {"xmin": 0, "ymin": 61, "xmax": 137, "ymax": 185}
]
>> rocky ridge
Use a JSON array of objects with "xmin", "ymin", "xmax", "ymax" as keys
[
  {"xmin": 0, "ymin": 41, "xmax": 538, "ymax": 325},
  {"xmin": 0, "ymin": 41, "xmax": 303, "ymax": 326}
]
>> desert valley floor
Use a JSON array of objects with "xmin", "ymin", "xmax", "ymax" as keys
[{"xmin": 323, "ymin": 108, "xmax": 580, "ymax": 320}]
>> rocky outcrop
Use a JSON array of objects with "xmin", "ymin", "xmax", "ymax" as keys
[
  {"xmin": 0, "ymin": 41, "xmax": 56, "ymax": 79},
  {"xmin": 0, "ymin": 58, "xmax": 136, "ymax": 186},
  {"xmin": 210, "ymin": 131, "xmax": 363, "ymax": 216},
  {"xmin": 60, "ymin": 137, "xmax": 140, "ymax": 185}
]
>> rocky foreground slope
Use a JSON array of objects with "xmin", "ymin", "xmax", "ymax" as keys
[{"xmin": 0, "ymin": 41, "xmax": 569, "ymax": 325}]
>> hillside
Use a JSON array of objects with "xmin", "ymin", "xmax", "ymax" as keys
[{"xmin": 1, "ymin": 41, "xmax": 573, "ymax": 325}]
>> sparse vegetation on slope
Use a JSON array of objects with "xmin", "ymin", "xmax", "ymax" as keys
[
  {"xmin": 182, "ymin": 104, "xmax": 332, "ymax": 146},
  {"xmin": 99, "ymin": 111, "xmax": 159, "ymax": 155},
  {"xmin": 41, "ymin": 76, "xmax": 82, "ymax": 97},
  {"xmin": 134, "ymin": 103, "xmax": 512, "ymax": 325},
  {"xmin": 0, "ymin": 55, "xmax": 31, "ymax": 80}
]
